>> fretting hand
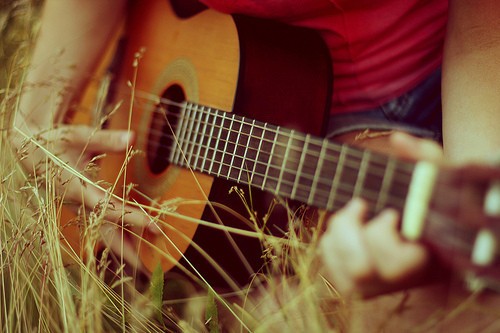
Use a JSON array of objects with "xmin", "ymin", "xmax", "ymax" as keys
[{"xmin": 319, "ymin": 132, "xmax": 443, "ymax": 297}]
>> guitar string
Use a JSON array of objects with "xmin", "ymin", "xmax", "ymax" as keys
[
  {"xmin": 164, "ymin": 116, "xmax": 415, "ymax": 175},
  {"xmin": 147, "ymin": 125, "xmax": 411, "ymax": 208},
  {"xmin": 139, "ymin": 99, "xmax": 415, "ymax": 178},
  {"xmin": 122, "ymin": 97, "xmax": 412, "ymax": 211},
  {"xmin": 130, "ymin": 93, "xmax": 415, "ymax": 173},
  {"xmin": 151, "ymin": 119, "xmax": 408, "ymax": 211},
  {"xmin": 131, "ymin": 98, "xmax": 414, "ymax": 207},
  {"xmin": 146, "ymin": 112, "xmax": 413, "ymax": 185},
  {"xmin": 148, "ymin": 127, "xmax": 398, "ymax": 181},
  {"xmin": 128, "ymin": 97, "xmax": 416, "ymax": 184},
  {"xmin": 145, "ymin": 101, "xmax": 415, "ymax": 184}
]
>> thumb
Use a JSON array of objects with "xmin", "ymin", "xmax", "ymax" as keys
[
  {"xmin": 390, "ymin": 132, "xmax": 442, "ymax": 162},
  {"xmin": 68, "ymin": 126, "xmax": 134, "ymax": 153}
]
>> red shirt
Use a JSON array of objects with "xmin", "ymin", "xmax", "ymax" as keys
[{"xmin": 200, "ymin": 0, "xmax": 448, "ymax": 114}]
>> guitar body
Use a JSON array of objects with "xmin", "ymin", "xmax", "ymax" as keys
[{"xmin": 62, "ymin": 0, "xmax": 331, "ymax": 287}]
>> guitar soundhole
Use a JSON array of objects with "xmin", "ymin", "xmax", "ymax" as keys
[{"xmin": 147, "ymin": 84, "xmax": 185, "ymax": 175}]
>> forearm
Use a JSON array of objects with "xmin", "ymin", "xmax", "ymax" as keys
[
  {"xmin": 442, "ymin": 0, "xmax": 500, "ymax": 163},
  {"xmin": 17, "ymin": 0, "xmax": 126, "ymax": 132}
]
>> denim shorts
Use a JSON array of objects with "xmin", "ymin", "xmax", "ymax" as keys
[{"xmin": 326, "ymin": 69, "xmax": 442, "ymax": 142}]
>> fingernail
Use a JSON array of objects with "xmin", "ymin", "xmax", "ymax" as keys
[
  {"xmin": 376, "ymin": 209, "xmax": 399, "ymax": 227},
  {"xmin": 121, "ymin": 132, "xmax": 132, "ymax": 145},
  {"xmin": 381, "ymin": 208, "xmax": 399, "ymax": 220},
  {"xmin": 347, "ymin": 198, "xmax": 364, "ymax": 211}
]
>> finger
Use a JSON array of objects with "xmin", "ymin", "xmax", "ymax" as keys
[
  {"xmin": 80, "ymin": 184, "xmax": 161, "ymax": 234},
  {"xmin": 389, "ymin": 131, "xmax": 443, "ymax": 162},
  {"xmin": 66, "ymin": 126, "xmax": 134, "ymax": 153},
  {"xmin": 320, "ymin": 199, "xmax": 375, "ymax": 293},
  {"xmin": 99, "ymin": 223, "xmax": 147, "ymax": 274},
  {"xmin": 88, "ymin": 129, "xmax": 134, "ymax": 153},
  {"xmin": 364, "ymin": 209, "xmax": 429, "ymax": 283}
]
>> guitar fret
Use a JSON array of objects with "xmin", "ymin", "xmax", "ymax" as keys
[
  {"xmin": 375, "ymin": 156, "xmax": 396, "ymax": 212},
  {"xmin": 191, "ymin": 104, "xmax": 205, "ymax": 170},
  {"xmin": 229, "ymin": 114, "xmax": 244, "ymax": 181},
  {"xmin": 237, "ymin": 118, "xmax": 254, "ymax": 182},
  {"xmin": 291, "ymin": 134, "xmax": 310, "ymax": 200},
  {"xmin": 181, "ymin": 104, "xmax": 194, "ymax": 166},
  {"xmin": 183, "ymin": 104, "xmax": 194, "ymax": 166},
  {"xmin": 353, "ymin": 151, "xmax": 370, "ymax": 198},
  {"xmin": 266, "ymin": 129, "xmax": 292, "ymax": 191},
  {"xmin": 225, "ymin": 115, "xmax": 238, "ymax": 179},
  {"xmin": 250, "ymin": 122, "xmax": 267, "ymax": 187},
  {"xmin": 209, "ymin": 110, "xmax": 223, "ymax": 175},
  {"xmin": 311, "ymin": 142, "xmax": 337, "ymax": 208},
  {"xmin": 389, "ymin": 162, "xmax": 413, "ymax": 209},
  {"xmin": 172, "ymin": 103, "xmax": 189, "ymax": 165},
  {"xmin": 327, "ymin": 144, "xmax": 347, "ymax": 211},
  {"xmin": 261, "ymin": 124, "xmax": 277, "ymax": 190},
  {"xmin": 307, "ymin": 137, "xmax": 325, "ymax": 205},
  {"xmin": 186, "ymin": 105, "xmax": 196, "ymax": 166},
  {"xmin": 170, "ymin": 110, "xmax": 180, "ymax": 165},
  {"xmin": 359, "ymin": 159, "xmax": 387, "ymax": 213},
  {"xmin": 217, "ymin": 112, "xmax": 230, "ymax": 178},
  {"xmin": 290, "ymin": 141, "xmax": 315, "ymax": 203},
  {"xmin": 275, "ymin": 129, "xmax": 294, "ymax": 195},
  {"xmin": 199, "ymin": 106, "xmax": 213, "ymax": 172},
  {"xmin": 222, "ymin": 113, "xmax": 232, "ymax": 178},
  {"xmin": 186, "ymin": 104, "xmax": 200, "ymax": 168}
]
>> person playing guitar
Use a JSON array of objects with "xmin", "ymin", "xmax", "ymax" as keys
[{"xmin": 10, "ymin": 0, "xmax": 500, "ymax": 330}]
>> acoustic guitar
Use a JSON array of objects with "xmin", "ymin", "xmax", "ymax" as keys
[{"xmin": 62, "ymin": 0, "xmax": 500, "ymax": 290}]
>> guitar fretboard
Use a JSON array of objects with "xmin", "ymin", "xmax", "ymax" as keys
[{"xmin": 162, "ymin": 102, "xmax": 415, "ymax": 214}]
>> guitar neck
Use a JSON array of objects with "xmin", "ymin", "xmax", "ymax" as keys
[{"xmin": 160, "ymin": 102, "xmax": 417, "ymax": 215}]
